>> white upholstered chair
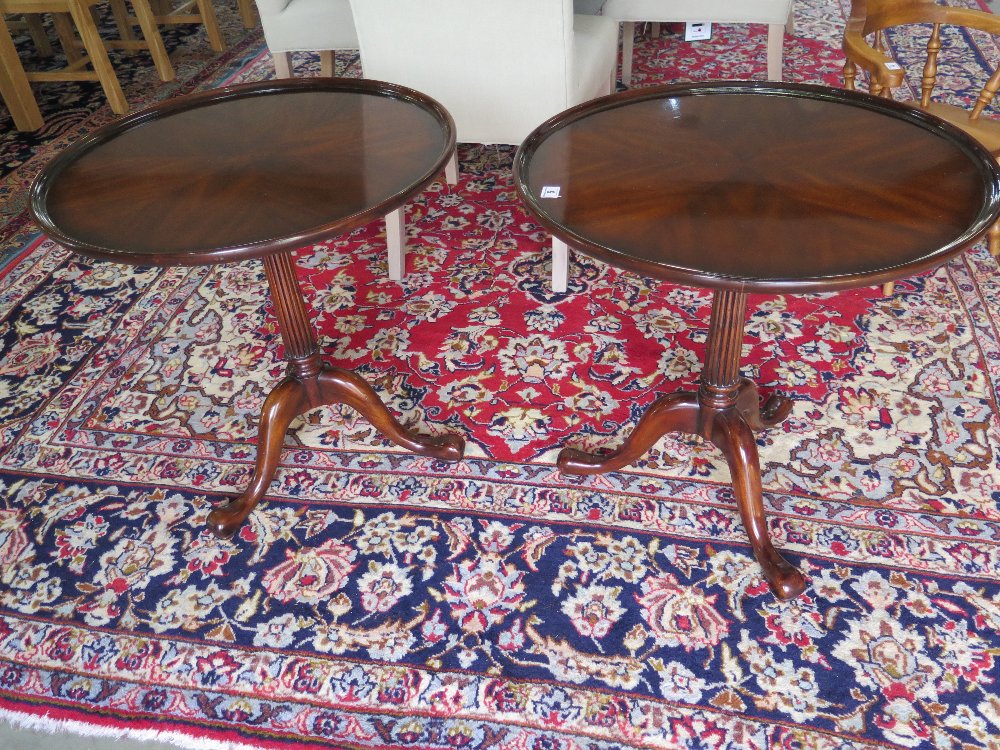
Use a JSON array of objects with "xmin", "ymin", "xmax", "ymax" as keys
[
  {"xmin": 252, "ymin": 0, "xmax": 448, "ymax": 281},
  {"xmin": 254, "ymin": 0, "xmax": 357, "ymax": 78},
  {"xmin": 348, "ymin": 0, "xmax": 617, "ymax": 146},
  {"xmin": 348, "ymin": 0, "xmax": 618, "ymax": 291},
  {"xmin": 602, "ymin": 0, "xmax": 795, "ymax": 85}
]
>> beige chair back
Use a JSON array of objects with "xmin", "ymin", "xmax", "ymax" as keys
[{"xmin": 348, "ymin": 0, "xmax": 615, "ymax": 145}]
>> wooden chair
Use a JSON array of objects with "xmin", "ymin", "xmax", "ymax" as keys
[
  {"xmin": 843, "ymin": 0, "xmax": 1000, "ymax": 294},
  {"xmin": 0, "ymin": 0, "xmax": 129, "ymax": 114}
]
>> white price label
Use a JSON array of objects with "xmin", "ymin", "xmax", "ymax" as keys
[{"xmin": 685, "ymin": 22, "xmax": 712, "ymax": 41}]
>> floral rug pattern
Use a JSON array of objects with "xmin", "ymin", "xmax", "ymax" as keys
[{"xmin": 0, "ymin": 1, "xmax": 998, "ymax": 749}]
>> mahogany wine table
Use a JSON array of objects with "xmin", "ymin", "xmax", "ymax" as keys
[
  {"xmin": 30, "ymin": 78, "xmax": 464, "ymax": 537},
  {"xmin": 514, "ymin": 81, "xmax": 1000, "ymax": 600}
]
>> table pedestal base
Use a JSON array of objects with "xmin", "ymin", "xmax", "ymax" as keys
[
  {"xmin": 208, "ymin": 359, "xmax": 464, "ymax": 538},
  {"xmin": 558, "ymin": 289, "xmax": 806, "ymax": 600},
  {"xmin": 207, "ymin": 249, "xmax": 465, "ymax": 538}
]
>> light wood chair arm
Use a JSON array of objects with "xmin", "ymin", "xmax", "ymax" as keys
[
  {"xmin": 922, "ymin": 7, "xmax": 1000, "ymax": 36},
  {"xmin": 842, "ymin": 30, "xmax": 905, "ymax": 90}
]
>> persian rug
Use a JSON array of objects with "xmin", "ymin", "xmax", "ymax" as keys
[{"xmin": 0, "ymin": 1, "xmax": 998, "ymax": 749}]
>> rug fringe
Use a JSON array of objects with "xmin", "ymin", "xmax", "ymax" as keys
[{"xmin": 0, "ymin": 705, "xmax": 262, "ymax": 750}]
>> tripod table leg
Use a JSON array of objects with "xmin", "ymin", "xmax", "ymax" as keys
[
  {"xmin": 207, "ymin": 249, "xmax": 464, "ymax": 538},
  {"xmin": 559, "ymin": 287, "xmax": 806, "ymax": 599},
  {"xmin": 735, "ymin": 377, "xmax": 793, "ymax": 431},
  {"xmin": 712, "ymin": 410, "xmax": 806, "ymax": 600},
  {"xmin": 314, "ymin": 366, "xmax": 464, "ymax": 459},
  {"xmin": 207, "ymin": 375, "xmax": 309, "ymax": 538},
  {"xmin": 557, "ymin": 392, "xmax": 698, "ymax": 474}
]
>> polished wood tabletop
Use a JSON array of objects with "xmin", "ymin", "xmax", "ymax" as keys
[
  {"xmin": 516, "ymin": 81, "xmax": 1000, "ymax": 293},
  {"xmin": 514, "ymin": 81, "xmax": 1000, "ymax": 600},
  {"xmin": 30, "ymin": 77, "xmax": 455, "ymax": 265},
  {"xmin": 29, "ymin": 78, "xmax": 464, "ymax": 537}
]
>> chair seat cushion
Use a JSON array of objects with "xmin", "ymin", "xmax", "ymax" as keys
[
  {"xmin": 258, "ymin": 0, "xmax": 358, "ymax": 54},
  {"xmin": 602, "ymin": 0, "xmax": 792, "ymax": 24}
]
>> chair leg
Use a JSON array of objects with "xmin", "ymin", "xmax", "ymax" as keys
[
  {"xmin": 881, "ymin": 281, "xmax": 895, "ymax": 295},
  {"xmin": 385, "ymin": 207, "xmax": 406, "ymax": 281},
  {"xmin": 51, "ymin": 13, "xmax": 83, "ymax": 64},
  {"xmin": 319, "ymin": 49, "xmax": 334, "ymax": 76},
  {"xmin": 766, "ymin": 23, "xmax": 784, "ymax": 81},
  {"xmin": 131, "ymin": 0, "xmax": 175, "ymax": 81},
  {"xmin": 989, "ymin": 219, "xmax": 1000, "ymax": 257},
  {"xmin": 620, "ymin": 21, "xmax": 634, "ymax": 87},
  {"xmin": 108, "ymin": 0, "xmax": 135, "ymax": 40},
  {"xmin": 786, "ymin": 4, "xmax": 795, "ymax": 36},
  {"xmin": 0, "ymin": 18, "xmax": 44, "ymax": 131},
  {"xmin": 552, "ymin": 237, "xmax": 569, "ymax": 293},
  {"xmin": 236, "ymin": 0, "xmax": 255, "ymax": 28},
  {"xmin": 68, "ymin": 0, "xmax": 129, "ymax": 114},
  {"xmin": 444, "ymin": 149, "xmax": 458, "ymax": 185},
  {"xmin": 193, "ymin": 0, "xmax": 225, "ymax": 52},
  {"xmin": 23, "ymin": 14, "xmax": 55, "ymax": 55},
  {"xmin": 272, "ymin": 51, "xmax": 292, "ymax": 78}
]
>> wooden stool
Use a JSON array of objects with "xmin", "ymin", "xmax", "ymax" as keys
[
  {"xmin": 0, "ymin": 13, "xmax": 44, "ymax": 129},
  {"xmin": 4, "ymin": 11, "xmax": 54, "ymax": 54},
  {"xmin": 235, "ymin": 0, "xmax": 254, "ymax": 28},
  {"xmin": 105, "ymin": 0, "xmax": 224, "ymax": 82}
]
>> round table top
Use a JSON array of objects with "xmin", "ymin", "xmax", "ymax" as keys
[
  {"xmin": 30, "ymin": 78, "xmax": 456, "ymax": 266},
  {"xmin": 514, "ymin": 81, "xmax": 1000, "ymax": 293}
]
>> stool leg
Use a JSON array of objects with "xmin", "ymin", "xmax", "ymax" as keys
[
  {"xmin": 108, "ymin": 0, "xmax": 135, "ymax": 41},
  {"xmin": 68, "ymin": 0, "xmax": 129, "ymax": 114},
  {"xmin": 237, "ymin": 0, "xmax": 255, "ymax": 28},
  {"xmin": 24, "ymin": 14, "xmax": 55, "ymax": 55},
  {"xmin": 0, "ymin": 18, "xmax": 44, "ymax": 130},
  {"xmin": 131, "ymin": 0, "xmax": 174, "ymax": 81},
  {"xmin": 52, "ymin": 13, "xmax": 83, "ymax": 64},
  {"xmin": 193, "ymin": 0, "xmax": 225, "ymax": 51}
]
